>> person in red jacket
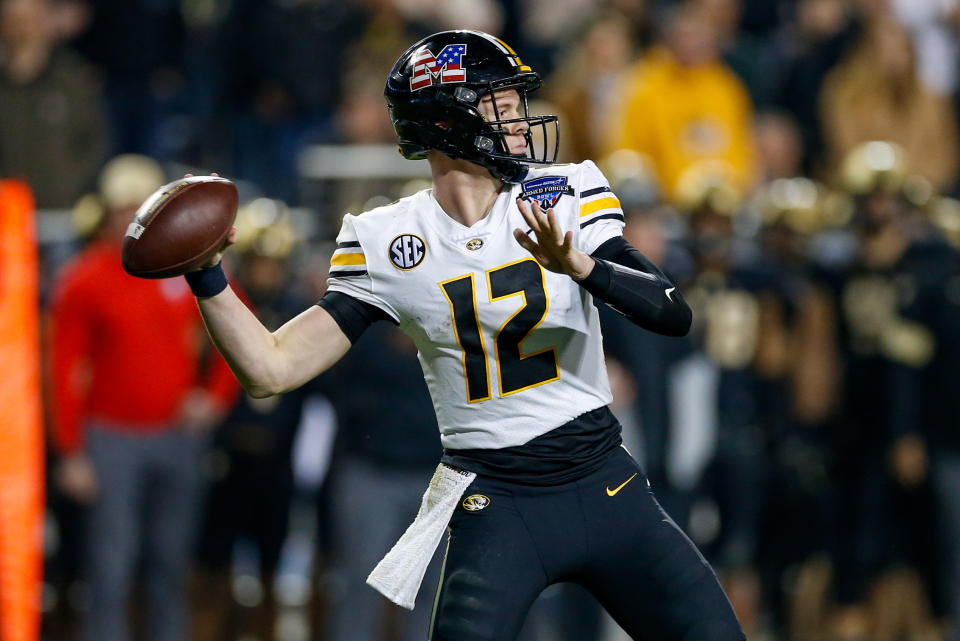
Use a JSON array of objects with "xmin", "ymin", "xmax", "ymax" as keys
[{"xmin": 48, "ymin": 155, "xmax": 239, "ymax": 641}]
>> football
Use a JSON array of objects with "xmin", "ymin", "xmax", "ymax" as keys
[{"xmin": 121, "ymin": 176, "xmax": 238, "ymax": 279}]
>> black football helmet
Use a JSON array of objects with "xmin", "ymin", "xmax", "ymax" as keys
[{"xmin": 384, "ymin": 30, "xmax": 559, "ymax": 183}]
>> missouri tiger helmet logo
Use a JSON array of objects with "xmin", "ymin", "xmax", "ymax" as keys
[{"xmin": 462, "ymin": 494, "xmax": 490, "ymax": 511}]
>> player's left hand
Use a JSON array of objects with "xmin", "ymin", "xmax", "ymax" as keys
[{"xmin": 513, "ymin": 198, "xmax": 595, "ymax": 281}]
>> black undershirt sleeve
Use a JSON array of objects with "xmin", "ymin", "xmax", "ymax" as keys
[
  {"xmin": 581, "ymin": 236, "xmax": 692, "ymax": 337},
  {"xmin": 316, "ymin": 290, "xmax": 397, "ymax": 344}
]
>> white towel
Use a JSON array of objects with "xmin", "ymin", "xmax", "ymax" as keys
[{"xmin": 367, "ymin": 463, "xmax": 476, "ymax": 609}]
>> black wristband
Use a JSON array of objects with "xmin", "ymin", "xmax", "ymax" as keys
[{"xmin": 185, "ymin": 263, "xmax": 228, "ymax": 298}]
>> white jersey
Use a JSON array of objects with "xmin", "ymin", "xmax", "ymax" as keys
[{"xmin": 327, "ymin": 160, "xmax": 625, "ymax": 450}]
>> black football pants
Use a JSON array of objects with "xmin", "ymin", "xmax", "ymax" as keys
[{"xmin": 428, "ymin": 447, "xmax": 745, "ymax": 641}]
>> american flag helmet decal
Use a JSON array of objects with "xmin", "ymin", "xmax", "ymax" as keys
[{"xmin": 410, "ymin": 44, "xmax": 468, "ymax": 91}]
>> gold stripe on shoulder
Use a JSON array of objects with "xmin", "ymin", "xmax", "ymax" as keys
[
  {"xmin": 579, "ymin": 196, "xmax": 622, "ymax": 218},
  {"xmin": 330, "ymin": 252, "xmax": 366, "ymax": 267}
]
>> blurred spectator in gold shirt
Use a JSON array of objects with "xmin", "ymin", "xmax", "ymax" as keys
[{"xmin": 606, "ymin": 4, "xmax": 757, "ymax": 203}]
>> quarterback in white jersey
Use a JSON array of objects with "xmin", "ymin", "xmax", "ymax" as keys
[
  {"xmin": 183, "ymin": 29, "xmax": 744, "ymax": 641},
  {"xmin": 327, "ymin": 160, "xmax": 622, "ymax": 450}
]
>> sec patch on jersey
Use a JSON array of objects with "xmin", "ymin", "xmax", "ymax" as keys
[{"xmin": 390, "ymin": 234, "xmax": 427, "ymax": 270}]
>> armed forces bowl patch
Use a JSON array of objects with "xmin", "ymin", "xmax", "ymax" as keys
[
  {"xmin": 462, "ymin": 494, "xmax": 490, "ymax": 511},
  {"xmin": 520, "ymin": 176, "xmax": 574, "ymax": 209},
  {"xmin": 390, "ymin": 234, "xmax": 426, "ymax": 270}
]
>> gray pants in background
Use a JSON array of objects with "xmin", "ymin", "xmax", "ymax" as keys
[
  {"xmin": 325, "ymin": 457, "xmax": 443, "ymax": 641},
  {"xmin": 81, "ymin": 423, "xmax": 206, "ymax": 641}
]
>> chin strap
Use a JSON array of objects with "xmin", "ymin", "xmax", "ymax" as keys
[{"xmin": 580, "ymin": 237, "xmax": 692, "ymax": 337}]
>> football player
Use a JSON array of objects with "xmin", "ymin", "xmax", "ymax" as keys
[{"xmin": 183, "ymin": 30, "xmax": 744, "ymax": 641}]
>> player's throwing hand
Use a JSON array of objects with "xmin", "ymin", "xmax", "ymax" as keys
[{"xmin": 514, "ymin": 197, "xmax": 595, "ymax": 281}]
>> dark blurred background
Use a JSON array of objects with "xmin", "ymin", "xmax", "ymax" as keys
[{"xmin": 5, "ymin": 0, "xmax": 960, "ymax": 640}]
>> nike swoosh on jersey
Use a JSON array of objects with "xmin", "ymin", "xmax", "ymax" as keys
[
  {"xmin": 665, "ymin": 287, "xmax": 675, "ymax": 301},
  {"xmin": 606, "ymin": 472, "xmax": 638, "ymax": 497}
]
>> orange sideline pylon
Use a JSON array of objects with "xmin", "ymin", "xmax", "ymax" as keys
[{"xmin": 0, "ymin": 180, "xmax": 43, "ymax": 641}]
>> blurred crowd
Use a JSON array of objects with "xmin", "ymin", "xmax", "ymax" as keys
[{"xmin": 6, "ymin": 0, "xmax": 960, "ymax": 640}]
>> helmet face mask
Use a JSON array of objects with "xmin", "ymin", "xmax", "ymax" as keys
[
  {"xmin": 477, "ymin": 87, "xmax": 559, "ymax": 172},
  {"xmin": 384, "ymin": 30, "xmax": 559, "ymax": 183}
]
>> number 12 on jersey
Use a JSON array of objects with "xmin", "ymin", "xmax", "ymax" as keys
[{"xmin": 440, "ymin": 259, "xmax": 560, "ymax": 402}]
